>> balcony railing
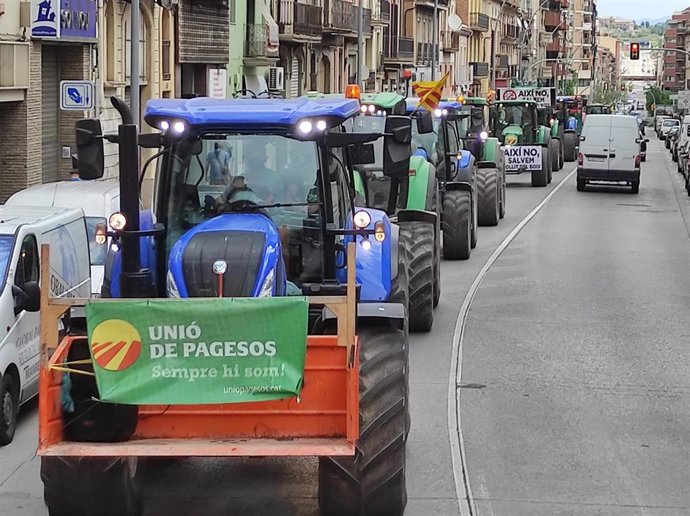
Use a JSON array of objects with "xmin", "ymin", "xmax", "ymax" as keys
[
  {"xmin": 543, "ymin": 10, "xmax": 561, "ymax": 30},
  {"xmin": 497, "ymin": 54, "xmax": 509, "ymax": 69},
  {"xmin": 378, "ymin": 0, "xmax": 390, "ymax": 23},
  {"xmin": 245, "ymin": 24, "xmax": 279, "ymax": 58},
  {"xmin": 324, "ymin": 0, "xmax": 372, "ymax": 34},
  {"xmin": 502, "ymin": 23, "xmax": 519, "ymax": 40},
  {"xmin": 442, "ymin": 31, "xmax": 460, "ymax": 51},
  {"xmin": 277, "ymin": 0, "xmax": 323, "ymax": 37},
  {"xmin": 416, "ymin": 42, "xmax": 438, "ymax": 64},
  {"xmin": 471, "ymin": 62, "xmax": 489, "ymax": 77},
  {"xmin": 470, "ymin": 12, "xmax": 490, "ymax": 32}
]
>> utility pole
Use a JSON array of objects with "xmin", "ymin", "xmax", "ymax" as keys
[
  {"xmin": 357, "ymin": 0, "xmax": 364, "ymax": 87},
  {"xmin": 432, "ymin": 0, "xmax": 438, "ymax": 80},
  {"xmin": 131, "ymin": 0, "xmax": 140, "ymax": 126}
]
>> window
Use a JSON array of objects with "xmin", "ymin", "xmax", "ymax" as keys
[
  {"xmin": 124, "ymin": 10, "xmax": 148, "ymax": 83},
  {"xmin": 15, "ymin": 235, "xmax": 39, "ymax": 287},
  {"xmin": 0, "ymin": 236, "xmax": 14, "ymax": 293}
]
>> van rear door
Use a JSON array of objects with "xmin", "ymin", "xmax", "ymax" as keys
[
  {"xmin": 609, "ymin": 118, "xmax": 638, "ymax": 173},
  {"xmin": 581, "ymin": 115, "xmax": 612, "ymax": 176}
]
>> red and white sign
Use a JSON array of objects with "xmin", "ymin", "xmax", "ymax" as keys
[{"xmin": 496, "ymin": 87, "xmax": 555, "ymax": 108}]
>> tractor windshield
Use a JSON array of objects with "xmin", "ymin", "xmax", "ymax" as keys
[{"xmin": 161, "ymin": 134, "xmax": 325, "ymax": 283}]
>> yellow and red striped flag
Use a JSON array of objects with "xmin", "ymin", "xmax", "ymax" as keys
[{"xmin": 411, "ymin": 72, "xmax": 449, "ymax": 112}]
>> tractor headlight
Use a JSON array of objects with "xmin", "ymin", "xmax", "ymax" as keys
[
  {"xmin": 316, "ymin": 120, "xmax": 327, "ymax": 131},
  {"xmin": 172, "ymin": 121, "xmax": 186, "ymax": 134},
  {"xmin": 109, "ymin": 212, "xmax": 127, "ymax": 231},
  {"xmin": 258, "ymin": 268, "xmax": 275, "ymax": 297},
  {"xmin": 298, "ymin": 120, "xmax": 313, "ymax": 134},
  {"xmin": 353, "ymin": 210, "xmax": 371, "ymax": 229},
  {"xmin": 166, "ymin": 270, "xmax": 180, "ymax": 298},
  {"xmin": 360, "ymin": 237, "xmax": 372, "ymax": 250},
  {"xmin": 434, "ymin": 108, "xmax": 443, "ymax": 117},
  {"xmin": 159, "ymin": 120, "xmax": 170, "ymax": 131},
  {"xmin": 480, "ymin": 131, "xmax": 488, "ymax": 141},
  {"xmin": 368, "ymin": 104, "xmax": 376, "ymax": 113}
]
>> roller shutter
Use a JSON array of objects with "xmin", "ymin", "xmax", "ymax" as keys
[{"xmin": 41, "ymin": 46, "xmax": 60, "ymax": 183}]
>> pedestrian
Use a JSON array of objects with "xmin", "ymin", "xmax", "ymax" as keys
[
  {"xmin": 70, "ymin": 170, "xmax": 80, "ymax": 181},
  {"xmin": 567, "ymin": 110, "xmax": 578, "ymax": 131},
  {"xmin": 205, "ymin": 142, "xmax": 231, "ymax": 185}
]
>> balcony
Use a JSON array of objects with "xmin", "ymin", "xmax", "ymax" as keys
[
  {"xmin": 502, "ymin": 23, "xmax": 519, "ymax": 42},
  {"xmin": 497, "ymin": 54, "xmax": 509, "ymax": 69},
  {"xmin": 470, "ymin": 12, "xmax": 490, "ymax": 32},
  {"xmin": 383, "ymin": 35, "xmax": 415, "ymax": 62},
  {"xmin": 442, "ymin": 30, "xmax": 460, "ymax": 52},
  {"xmin": 414, "ymin": 0, "xmax": 449, "ymax": 9},
  {"xmin": 471, "ymin": 62, "xmax": 489, "ymax": 77},
  {"xmin": 543, "ymin": 10, "xmax": 561, "ymax": 31},
  {"xmin": 324, "ymin": 0, "xmax": 372, "ymax": 35},
  {"xmin": 375, "ymin": 0, "xmax": 390, "ymax": 24},
  {"xmin": 244, "ymin": 24, "xmax": 280, "ymax": 66},
  {"xmin": 0, "ymin": 41, "xmax": 30, "ymax": 102},
  {"xmin": 416, "ymin": 42, "xmax": 438, "ymax": 64},
  {"xmin": 277, "ymin": 0, "xmax": 323, "ymax": 40}
]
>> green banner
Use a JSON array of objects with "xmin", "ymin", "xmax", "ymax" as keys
[{"xmin": 85, "ymin": 297, "xmax": 308, "ymax": 405}]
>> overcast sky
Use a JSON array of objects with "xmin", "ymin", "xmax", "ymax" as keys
[{"xmin": 596, "ymin": 0, "xmax": 688, "ymax": 20}]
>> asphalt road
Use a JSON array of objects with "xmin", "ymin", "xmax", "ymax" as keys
[{"xmin": 3, "ymin": 134, "xmax": 686, "ymax": 515}]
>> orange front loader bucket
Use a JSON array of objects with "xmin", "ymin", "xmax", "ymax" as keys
[{"xmin": 37, "ymin": 244, "xmax": 359, "ymax": 459}]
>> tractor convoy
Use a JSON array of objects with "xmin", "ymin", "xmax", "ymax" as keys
[{"xmin": 28, "ymin": 84, "xmax": 568, "ymax": 516}]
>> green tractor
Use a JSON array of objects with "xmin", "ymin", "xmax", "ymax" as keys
[
  {"xmin": 556, "ymin": 95, "xmax": 586, "ymax": 161},
  {"xmin": 492, "ymin": 99, "xmax": 553, "ymax": 187},
  {"xmin": 406, "ymin": 99, "xmax": 480, "ymax": 260},
  {"xmin": 460, "ymin": 96, "xmax": 506, "ymax": 225},
  {"xmin": 538, "ymin": 105, "xmax": 565, "ymax": 172},
  {"xmin": 345, "ymin": 91, "xmax": 441, "ymax": 331}
]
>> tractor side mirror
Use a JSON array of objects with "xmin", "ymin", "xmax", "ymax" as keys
[
  {"xmin": 74, "ymin": 119, "xmax": 105, "ymax": 180},
  {"xmin": 416, "ymin": 111, "xmax": 434, "ymax": 134},
  {"xmin": 383, "ymin": 116, "xmax": 412, "ymax": 177}
]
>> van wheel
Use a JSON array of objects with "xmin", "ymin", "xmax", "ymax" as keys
[
  {"xmin": 631, "ymin": 180, "xmax": 640, "ymax": 194},
  {"xmin": 0, "ymin": 373, "xmax": 18, "ymax": 445}
]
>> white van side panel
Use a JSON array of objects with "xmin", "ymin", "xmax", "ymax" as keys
[
  {"xmin": 610, "ymin": 118, "xmax": 640, "ymax": 173},
  {"xmin": 41, "ymin": 216, "xmax": 92, "ymax": 299}
]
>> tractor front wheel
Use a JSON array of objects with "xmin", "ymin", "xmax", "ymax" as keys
[
  {"xmin": 388, "ymin": 226, "xmax": 410, "ymax": 317},
  {"xmin": 563, "ymin": 132, "xmax": 578, "ymax": 161},
  {"xmin": 399, "ymin": 221, "xmax": 434, "ymax": 332},
  {"xmin": 42, "ymin": 457, "xmax": 143, "ymax": 516},
  {"xmin": 318, "ymin": 321, "xmax": 408, "ymax": 516},
  {"xmin": 550, "ymin": 138, "xmax": 561, "ymax": 172},
  {"xmin": 532, "ymin": 148, "xmax": 549, "ymax": 187},
  {"xmin": 441, "ymin": 190, "xmax": 472, "ymax": 260},
  {"xmin": 476, "ymin": 168, "xmax": 500, "ymax": 226}
]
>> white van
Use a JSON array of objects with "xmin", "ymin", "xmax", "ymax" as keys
[
  {"xmin": 7, "ymin": 180, "xmax": 120, "ymax": 296},
  {"xmin": 0, "ymin": 206, "xmax": 91, "ymax": 445},
  {"xmin": 577, "ymin": 114, "xmax": 645, "ymax": 194}
]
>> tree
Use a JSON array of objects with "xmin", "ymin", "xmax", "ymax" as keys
[{"xmin": 645, "ymin": 85, "xmax": 672, "ymax": 114}]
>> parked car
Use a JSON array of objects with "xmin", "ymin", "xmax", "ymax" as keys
[
  {"xmin": 667, "ymin": 125, "xmax": 680, "ymax": 152},
  {"xmin": 0, "ymin": 206, "xmax": 91, "ymax": 445},
  {"xmin": 656, "ymin": 115, "xmax": 671, "ymax": 135},
  {"xmin": 577, "ymin": 114, "xmax": 647, "ymax": 194},
  {"xmin": 660, "ymin": 118, "xmax": 680, "ymax": 140}
]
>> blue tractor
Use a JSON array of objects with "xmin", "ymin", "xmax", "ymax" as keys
[
  {"xmin": 43, "ymin": 96, "xmax": 412, "ymax": 516},
  {"xmin": 406, "ymin": 99, "xmax": 479, "ymax": 260}
]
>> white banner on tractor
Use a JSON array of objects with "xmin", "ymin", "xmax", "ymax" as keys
[
  {"xmin": 503, "ymin": 146, "xmax": 543, "ymax": 172},
  {"xmin": 496, "ymin": 87, "xmax": 556, "ymax": 108}
]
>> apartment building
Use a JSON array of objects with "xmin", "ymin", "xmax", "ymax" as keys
[
  {"xmin": 663, "ymin": 8, "xmax": 690, "ymax": 92},
  {"xmin": 564, "ymin": 0, "xmax": 596, "ymax": 96},
  {"xmin": 595, "ymin": 35, "xmax": 620, "ymax": 92}
]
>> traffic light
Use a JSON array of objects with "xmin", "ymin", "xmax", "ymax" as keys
[{"xmin": 630, "ymin": 42, "xmax": 640, "ymax": 60}]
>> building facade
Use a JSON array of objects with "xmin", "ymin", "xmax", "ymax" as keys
[{"xmin": 663, "ymin": 8, "xmax": 690, "ymax": 92}]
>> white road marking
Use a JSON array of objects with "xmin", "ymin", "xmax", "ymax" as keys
[{"xmin": 447, "ymin": 167, "xmax": 578, "ymax": 516}]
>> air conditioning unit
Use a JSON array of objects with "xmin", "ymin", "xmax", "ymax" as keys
[{"xmin": 267, "ymin": 67, "xmax": 285, "ymax": 91}]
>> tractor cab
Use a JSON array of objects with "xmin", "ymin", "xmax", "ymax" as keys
[
  {"xmin": 74, "ymin": 96, "xmax": 412, "ymax": 307},
  {"xmin": 493, "ymin": 100, "xmax": 540, "ymax": 146}
]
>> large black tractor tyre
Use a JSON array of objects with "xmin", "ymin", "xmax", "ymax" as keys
[
  {"xmin": 0, "ymin": 371, "xmax": 18, "ymax": 445},
  {"xmin": 531, "ymin": 148, "xmax": 549, "ymax": 187},
  {"xmin": 559, "ymin": 139, "xmax": 565, "ymax": 170},
  {"xmin": 550, "ymin": 138, "xmax": 561, "ymax": 172},
  {"xmin": 470, "ymin": 191, "xmax": 478, "ymax": 249},
  {"xmin": 441, "ymin": 190, "xmax": 472, "ymax": 260},
  {"xmin": 42, "ymin": 457, "xmax": 143, "ymax": 516},
  {"xmin": 476, "ymin": 168, "xmax": 500, "ymax": 227},
  {"xmin": 431, "ymin": 182, "xmax": 441, "ymax": 309},
  {"xmin": 398, "ymin": 221, "xmax": 434, "ymax": 333},
  {"xmin": 499, "ymin": 169, "xmax": 506, "ymax": 219},
  {"xmin": 563, "ymin": 132, "xmax": 578, "ymax": 161},
  {"xmin": 318, "ymin": 322, "xmax": 409, "ymax": 516},
  {"xmin": 388, "ymin": 227, "xmax": 410, "ymax": 317}
]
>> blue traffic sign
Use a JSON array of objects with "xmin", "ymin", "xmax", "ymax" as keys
[{"xmin": 60, "ymin": 81, "xmax": 95, "ymax": 111}]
